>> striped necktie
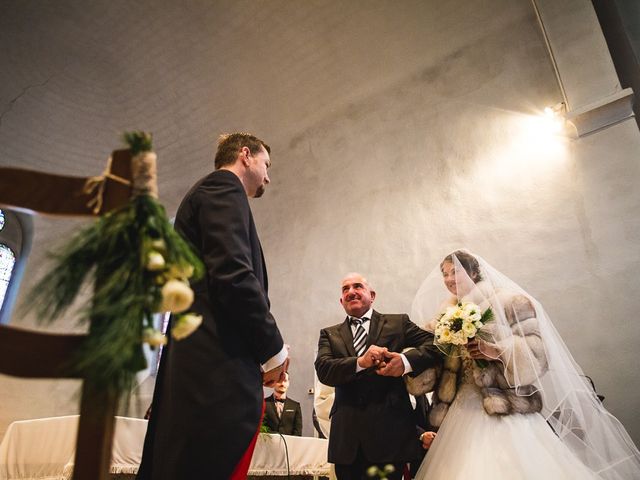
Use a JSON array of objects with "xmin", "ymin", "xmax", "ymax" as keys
[{"xmin": 351, "ymin": 317, "xmax": 368, "ymax": 356}]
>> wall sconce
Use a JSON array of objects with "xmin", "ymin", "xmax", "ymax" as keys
[
  {"xmin": 565, "ymin": 90, "xmax": 635, "ymax": 137},
  {"xmin": 544, "ymin": 94, "xmax": 635, "ymax": 138},
  {"xmin": 541, "ymin": 102, "xmax": 578, "ymax": 138},
  {"xmin": 543, "ymin": 103, "xmax": 567, "ymax": 133},
  {"xmin": 533, "ymin": 0, "xmax": 635, "ymax": 138}
]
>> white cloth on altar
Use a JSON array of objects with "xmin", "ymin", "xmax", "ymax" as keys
[
  {"xmin": 249, "ymin": 434, "xmax": 329, "ymax": 476},
  {"xmin": 0, "ymin": 415, "xmax": 147, "ymax": 480},
  {"xmin": 0, "ymin": 415, "xmax": 330, "ymax": 479},
  {"xmin": 0, "ymin": 415, "xmax": 78, "ymax": 480}
]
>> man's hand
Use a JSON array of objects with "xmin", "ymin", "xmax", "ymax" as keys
[
  {"xmin": 357, "ymin": 345, "xmax": 389, "ymax": 369},
  {"xmin": 263, "ymin": 357, "xmax": 289, "ymax": 387},
  {"xmin": 375, "ymin": 351, "xmax": 405, "ymax": 377},
  {"xmin": 420, "ymin": 431, "xmax": 436, "ymax": 449}
]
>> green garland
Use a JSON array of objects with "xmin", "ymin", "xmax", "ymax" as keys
[{"xmin": 30, "ymin": 132, "xmax": 203, "ymax": 393}]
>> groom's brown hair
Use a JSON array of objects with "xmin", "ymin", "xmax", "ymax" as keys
[{"xmin": 214, "ymin": 132, "xmax": 271, "ymax": 169}]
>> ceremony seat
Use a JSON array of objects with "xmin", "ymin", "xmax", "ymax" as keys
[{"xmin": 0, "ymin": 152, "xmax": 135, "ymax": 480}]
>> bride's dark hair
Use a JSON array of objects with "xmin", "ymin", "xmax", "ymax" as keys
[{"xmin": 440, "ymin": 250, "xmax": 483, "ymax": 282}]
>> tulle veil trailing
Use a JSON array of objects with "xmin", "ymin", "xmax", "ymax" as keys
[{"xmin": 411, "ymin": 249, "xmax": 640, "ymax": 480}]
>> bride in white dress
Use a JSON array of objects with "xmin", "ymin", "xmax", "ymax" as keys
[{"xmin": 411, "ymin": 250, "xmax": 640, "ymax": 480}]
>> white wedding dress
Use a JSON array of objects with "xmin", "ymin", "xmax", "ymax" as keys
[
  {"xmin": 412, "ymin": 250, "xmax": 640, "ymax": 480},
  {"xmin": 414, "ymin": 356, "xmax": 597, "ymax": 480}
]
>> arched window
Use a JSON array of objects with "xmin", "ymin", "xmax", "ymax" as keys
[{"xmin": 0, "ymin": 210, "xmax": 17, "ymax": 309}]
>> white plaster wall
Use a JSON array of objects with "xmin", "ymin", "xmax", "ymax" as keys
[
  {"xmin": 0, "ymin": 0, "xmax": 638, "ymax": 446},
  {"xmin": 252, "ymin": 1, "xmax": 640, "ymax": 443}
]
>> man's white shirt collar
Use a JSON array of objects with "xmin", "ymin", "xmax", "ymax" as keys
[
  {"xmin": 349, "ymin": 307, "xmax": 373, "ymax": 323},
  {"xmin": 350, "ymin": 308, "xmax": 373, "ymax": 336}
]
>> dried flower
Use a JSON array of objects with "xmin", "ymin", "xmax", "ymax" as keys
[
  {"xmin": 146, "ymin": 251, "xmax": 166, "ymax": 271},
  {"xmin": 160, "ymin": 279, "xmax": 194, "ymax": 313},
  {"xmin": 172, "ymin": 313, "xmax": 203, "ymax": 340}
]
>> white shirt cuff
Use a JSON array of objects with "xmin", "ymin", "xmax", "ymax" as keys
[
  {"xmin": 355, "ymin": 359, "xmax": 366, "ymax": 373},
  {"xmin": 401, "ymin": 353, "xmax": 412, "ymax": 375},
  {"xmin": 261, "ymin": 344, "xmax": 288, "ymax": 372}
]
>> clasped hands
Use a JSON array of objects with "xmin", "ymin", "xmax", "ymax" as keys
[{"xmin": 357, "ymin": 345, "xmax": 405, "ymax": 377}]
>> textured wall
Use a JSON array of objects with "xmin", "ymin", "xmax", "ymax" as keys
[{"xmin": 0, "ymin": 0, "xmax": 638, "ymax": 445}]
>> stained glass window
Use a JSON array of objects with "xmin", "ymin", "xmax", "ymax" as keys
[{"xmin": 0, "ymin": 244, "xmax": 15, "ymax": 308}]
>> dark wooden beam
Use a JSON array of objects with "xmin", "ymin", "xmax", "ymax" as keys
[
  {"xmin": 0, "ymin": 149, "xmax": 133, "ymax": 216},
  {"xmin": 0, "ymin": 324, "xmax": 84, "ymax": 378}
]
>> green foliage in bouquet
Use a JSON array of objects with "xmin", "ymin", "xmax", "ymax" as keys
[{"xmin": 29, "ymin": 132, "xmax": 204, "ymax": 393}]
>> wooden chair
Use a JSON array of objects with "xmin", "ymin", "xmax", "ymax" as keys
[{"xmin": 0, "ymin": 150, "xmax": 136, "ymax": 480}]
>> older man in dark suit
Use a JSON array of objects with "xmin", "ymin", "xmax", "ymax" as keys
[
  {"xmin": 315, "ymin": 273, "xmax": 440, "ymax": 480},
  {"xmin": 137, "ymin": 133, "xmax": 288, "ymax": 480}
]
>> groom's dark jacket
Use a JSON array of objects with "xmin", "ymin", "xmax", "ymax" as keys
[
  {"xmin": 315, "ymin": 311, "xmax": 440, "ymax": 464},
  {"xmin": 137, "ymin": 170, "xmax": 284, "ymax": 480}
]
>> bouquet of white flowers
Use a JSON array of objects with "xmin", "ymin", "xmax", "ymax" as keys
[{"xmin": 434, "ymin": 301, "xmax": 494, "ymax": 367}]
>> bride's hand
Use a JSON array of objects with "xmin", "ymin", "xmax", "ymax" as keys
[{"xmin": 467, "ymin": 339, "xmax": 501, "ymax": 361}]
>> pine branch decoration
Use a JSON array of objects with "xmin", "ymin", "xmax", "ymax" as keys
[
  {"xmin": 123, "ymin": 131, "xmax": 152, "ymax": 155},
  {"xmin": 29, "ymin": 133, "xmax": 204, "ymax": 393}
]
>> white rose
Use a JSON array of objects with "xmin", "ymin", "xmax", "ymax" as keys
[
  {"xmin": 439, "ymin": 328, "xmax": 453, "ymax": 343},
  {"xmin": 451, "ymin": 331, "xmax": 466, "ymax": 345},
  {"xmin": 142, "ymin": 328, "xmax": 167, "ymax": 347},
  {"xmin": 366, "ymin": 467, "xmax": 379, "ymax": 478},
  {"xmin": 160, "ymin": 279, "xmax": 194, "ymax": 313},
  {"xmin": 462, "ymin": 321, "xmax": 477, "ymax": 337},
  {"xmin": 171, "ymin": 313, "xmax": 203, "ymax": 340},
  {"xmin": 146, "ymin": 251, "xmax": 166, "ymax": 271}
]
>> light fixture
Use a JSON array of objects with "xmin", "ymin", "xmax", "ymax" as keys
[
  {"xmin": 541, "ymin": 102, "xmax": 578, "ymax": 138},
  {"xmin": 532, "ymin": 0, "xmax": 634, "ymax": 137},
  {"xmin": 543, "ymin": 102, "xmax": 566, "ymax": 133}
]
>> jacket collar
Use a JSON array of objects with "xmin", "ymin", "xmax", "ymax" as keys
[
  {"xmin": 368, "ymin": 310, "xmax": 384, "ymax": 345},
  {"xmin": 338, "ymin": 319, "xmax": 357, "ymax": 356}
]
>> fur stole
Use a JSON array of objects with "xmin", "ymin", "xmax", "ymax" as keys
[
  {"xmin": 428, "ymin": 356, "xmax": 544, "ymax": 427},
  {"xmin": 411, "ymin": 285, "xmax": 548, "ymax": 427}
]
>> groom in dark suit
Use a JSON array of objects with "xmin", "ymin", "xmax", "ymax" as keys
[
  {"xmin": 315, "ymin": 273, "xmax": 440, "ymax": 480},
  {"xmin": 137, "ymin": 133, "xmax": 288, "ymax": 480}
]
